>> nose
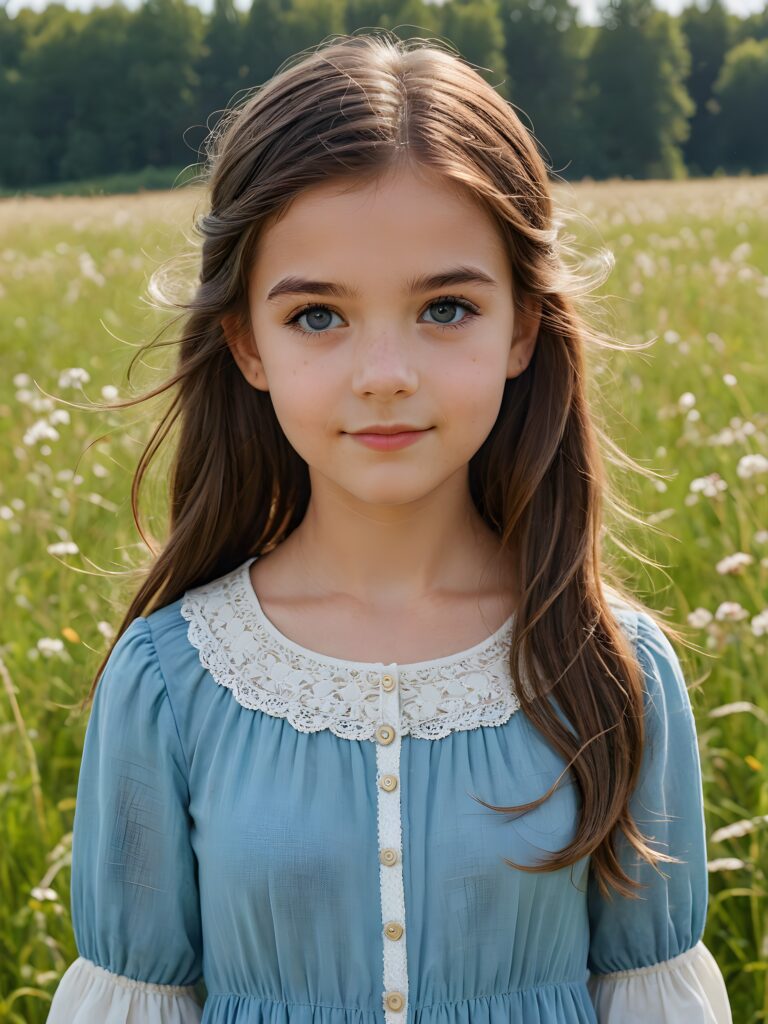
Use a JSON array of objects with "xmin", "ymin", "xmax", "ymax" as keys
[{"xmin": 349, "ymin": 330, "xmax": 419, "ymax": 396}]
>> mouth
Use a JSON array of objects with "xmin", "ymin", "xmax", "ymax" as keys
[
  {"xmin": 346, "ymin": 425, "xmax": 431, "ymax": 435},
  {"xmin": 344, "ymin": 427, "xmax": 433, "ymax": 451}
]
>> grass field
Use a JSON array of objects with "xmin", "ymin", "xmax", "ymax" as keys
[{"xmin": 0, "ymin": 176, "xmax": 766, "ymax": 1022}]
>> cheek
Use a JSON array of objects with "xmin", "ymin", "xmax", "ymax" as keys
[
  {"xmin": 437, "ymin": 355, "xmax": 507, "ymax": 433},
  {"xmin": 265, "ymin": 363, "xmax": 342, "ymax": 462}
]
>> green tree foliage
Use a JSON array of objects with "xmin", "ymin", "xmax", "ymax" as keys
[
  {"xmin": 679, "ymin": 0, "xmax": 731, "ymax": 176},
  {"xmin": 13, "ymin": 5, "xmax": 89, "ymax": 183},
  {"xmin": 344, "ymin": 0, "xmax": 440, "ymax": 39},
  {"xmin": 497, "ymin": 0, "xmax": 587, "ymax": 177},
  {"xmin": 238, "ymin": 0, "xmax": 287, "ymax": 94},
  {"xmin": 123, "ymin": 0, "xmax": 205, "ymax": 170},
  {"xmin": 438, "ymin": 0, "xmax": 508, "ymax": 94},
  {"xmin": 196, "ymin": 0, "xmax": 250, "ymax": 121},
  {"xmin": 735, "ymin": 4, "xmax": 768, "ymax": 44},
  {"xmin": 711, "ymin": 36, "xmax": 768, "ymax": 172},
  {"xmin": 582, "ymin": 0, "xmax": 694, "ymax": 178},
  {"xmin": 0, "ymin": 0, "xmax": 765, "ymax": 190},
  {"xmin": 57, "ymin": 6, "xmax": 137, "ymax": 180}
]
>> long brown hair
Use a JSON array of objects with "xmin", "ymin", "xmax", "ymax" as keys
[{"xmin": 71, "ymin": 30, "xmax": 697, "ymax": 902}]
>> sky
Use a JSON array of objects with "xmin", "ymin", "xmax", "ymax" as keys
[{"xmin": 4, "ymin": 0, "xmax": 765, "ymax": 26}]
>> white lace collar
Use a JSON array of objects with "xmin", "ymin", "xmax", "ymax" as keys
[{"xmin": 179, "ymin": 557, "xmax": 528, "ymax": 741}]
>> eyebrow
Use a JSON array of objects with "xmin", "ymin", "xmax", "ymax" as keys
[{"xmin": 265, "ymin": 265, "xmax": 498, "ymax": 302}]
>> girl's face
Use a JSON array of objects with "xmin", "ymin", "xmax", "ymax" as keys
[{"xmin": 222, "ymin": 162, "xmax": 540, "ymax": 510}]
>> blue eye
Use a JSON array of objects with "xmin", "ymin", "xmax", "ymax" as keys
[
  {"xmin": 286, "ymin": 305, "xmax": 344, "ymax": 334},
  {"xmin": 284, "ymin": 295, "xmax": 480, "ymax": 337}
]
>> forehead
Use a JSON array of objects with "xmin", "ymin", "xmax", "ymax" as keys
[{"xmin": 250, "ymin": 164, "xmax": 510, "ymax": 291}]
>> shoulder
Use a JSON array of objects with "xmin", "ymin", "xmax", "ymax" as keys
[
  {"xmin": 139, "ymin": 560, "xmax": 254, "ymax": 709},
  {"xmin": 606, "ymin": 604, "xmax": 693, "ymax": 716},
  {"xmin": 145, "ymin": 595, "xmax": 194, "ymax": 658},
  {"xmin": 112, "ymin": 598, "xmax": 201, "ymax": 708},
  {"xmin": 607, "ymin": 601, "xmax": 641, "ymax": 647},
  {"xmin": 607, "ymin": 603, "xmax": 681, "ymax": 668},
  {"xmin": 92, "ymin": 599, "xmax": 214, "ymax": 742},
  {"xmin": 143, "ymin": 594, "xmax": 217, "ymax": 725},
  {"xmin": 628, "ymin": 611, "xmax": 696, "ymax": 741}
]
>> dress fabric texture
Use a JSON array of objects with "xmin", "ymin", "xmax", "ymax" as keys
[{"xmin": 47, "ymin": 555, "xmax": 733, "ymax": 1023}]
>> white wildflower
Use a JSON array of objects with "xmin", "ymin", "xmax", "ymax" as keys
[
  {"xmin": 711, "ymin": 816, "xmax": 768, "ymax": 843},
  {"xmin": 714, "ymin": 602, "xmax": 749, "ymax": 622},
  {"xmin": 689, "ymin": 473, "xmax": 727, "ymax": 497},
  {"xmin": 30, "ymin": 886, "xmax": 59, "ymax": 901},
  {"xmin": 58, "ymin": 367, "xmax": 91, "ymax": 389},
  {"xmin": 707, "ymin": 427, "xmax": 737, "ymax": 446},
  {"xmin": 707, "ymin": 858, "xmax": 746, "ymax": 872},
  {"xmin": 729, "ymin": 242, "xmax": 751, "ymax": 262},
  {"xmin": 737, "ymin": 454, "xmax": 768, "ymax": 479},
  {"xmin": 47, "ymin": 541, "xmax": 79, "ymax": 556},
  {"xmin": 37, "ymin": 637, "xmax": 65, "ymax": 657},
  {"xmin": 687, "ymin": 608, "xmax": 713, "ymax": 628},
  {"xmin": 23, "ymin": 420, "xmax": 60, "ymax": 446},
  {"xmin": 715, "ymin": 552, "xmax": 754, "ymax": 574}
]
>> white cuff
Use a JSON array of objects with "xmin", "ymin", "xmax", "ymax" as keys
[
  {"xmin": 46, "ymin": 955, "xmax": 204, "ymax": 1023},
  {"xmin": 587, "ymin": 939, "xmax": 732, "ymax": 1023}
]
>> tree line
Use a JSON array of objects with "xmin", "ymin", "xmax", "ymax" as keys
[{"xmin": 0, "ymin": 0, "xmax": 766, "ymax": 190}]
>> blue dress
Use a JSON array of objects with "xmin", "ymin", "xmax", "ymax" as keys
[{"xmin": 47, "ymin": 556, "xmax": 732, "ymax": 1023}]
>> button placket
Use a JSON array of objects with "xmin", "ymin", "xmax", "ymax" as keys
[{"xmin": 376, "ymin": 668, "xmax": 407, "ymax": 1023}]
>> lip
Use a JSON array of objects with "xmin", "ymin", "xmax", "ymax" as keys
[
  {"xmin": 349, "ymin": 423, "xmax": 427, "ymax": 435},
  {"xmin": 346, "ymin": 427, "xmax": 433, "ymax": 451}
]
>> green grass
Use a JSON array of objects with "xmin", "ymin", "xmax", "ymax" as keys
[
  {"xmin": 0, "ymin": 176, "xmax": 766, "ymax": 1022},
  {"xmin": 0, "ymin": 163, "xmax": 203, "ymax": 198}
]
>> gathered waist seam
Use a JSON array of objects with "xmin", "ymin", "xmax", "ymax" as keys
[{"xmin": 205, "ymin": 977, "xmax": 588, "ymax": 1012}]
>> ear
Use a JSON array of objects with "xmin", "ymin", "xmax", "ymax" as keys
[
  {"xmin": 507, "ymin": 293, "xmax": 542, "ymax": 379},
  {"xmin": 220, "ymin": 312, "xmax": 269, "ymax": 391}
]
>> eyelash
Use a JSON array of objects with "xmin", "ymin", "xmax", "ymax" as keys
[{"xmin": 283, "ymin": 294, "xmax": 481, "ymax": 336}]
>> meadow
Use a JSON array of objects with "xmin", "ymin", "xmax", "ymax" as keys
[{"xmin": 0, "ymin": 175, "xmax": 766, "ymax": 1021}]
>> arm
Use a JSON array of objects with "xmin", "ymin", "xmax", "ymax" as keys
[
  {"xmin": 47, "ymin": 617, "xmax": 204, "ymax": 1021},
  {"xmin": 587, "ymin": 611, "xmax": 732, "ymax": 1023}
]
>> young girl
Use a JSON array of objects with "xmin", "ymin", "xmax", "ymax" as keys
[{"xmin": 47, "ymin": 31, "xmax": 732, "ymax": 1024}]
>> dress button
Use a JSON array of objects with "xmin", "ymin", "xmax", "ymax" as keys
[
  {"xmin": 384, "ymin": 921, "xmax": 404, "ymax": 940},
  {"xmin": 384, "ymin": 991, "xmax": 405, "ymax": 1012},
  {"xmin": 381, "ymin": 674, "xmax": 396, "ymax": 691},
  {"xmin": 380, "ymin": 847, "xmax": 399, "ymax": 866},
  {"xmin": 379, "ymin": 773, "xmax": 398, "ymax": 792},
  {"xmin": 375, "ymin": 723, "xmax": 396, "ymax": 745}
]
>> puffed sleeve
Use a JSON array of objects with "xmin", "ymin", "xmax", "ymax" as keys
[
  {"xmin": 46, "ymin": 617, "xmax": 205, "ymax": 1022},
  {"xmin": 586, "ymin": 611, "xmax": 732, "ymax": 1022}
]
